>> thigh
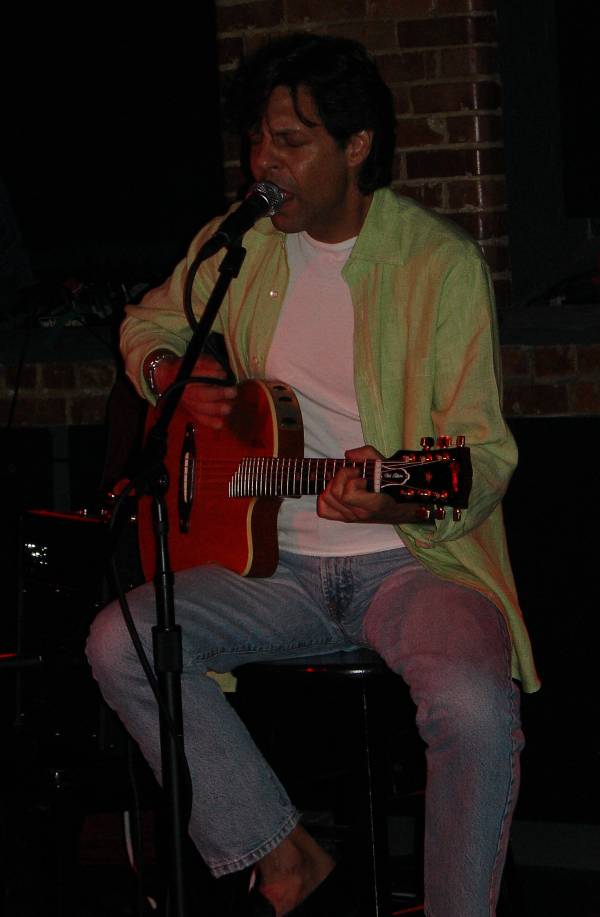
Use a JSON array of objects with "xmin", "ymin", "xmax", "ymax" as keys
[
  {"xmin": 89, "ymin": 555, "xmax": 351, "ymax": 677},
  {"xmin": 362, "ymin": 561, "xmax": 515, "ymax": 718}
]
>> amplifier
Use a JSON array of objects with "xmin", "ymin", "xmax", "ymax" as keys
[{"xmin": 17, "ymin": 508, "xmax": 143, "ymax": 753}]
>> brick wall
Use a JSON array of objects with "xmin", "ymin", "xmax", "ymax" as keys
[
  {"xmin": 215, "ymin": 0, "xmax": 509, "ymax": 305},
  {"xmin": 3, "ymin": 345, "xmax": 600, "ymax": 428},
  {"xmin": 0, "ymin": 361, "xmax": 116, "ymax": 427},
  {"xmin": 2, "ymin": 1, "xmax": 598, "ymax": 429},
  {"xmin": 503, "ymin": 344, "xmax": 600, "ymax": 417}
]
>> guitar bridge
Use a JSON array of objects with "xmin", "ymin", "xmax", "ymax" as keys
[{"xmin": 178, "ymin": 423, "xmax": 196, "ymax": 533}]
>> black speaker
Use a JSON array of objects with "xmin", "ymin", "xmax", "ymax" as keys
[{"xmin": 16, "ymin": 508, "xmax": 141, "ymax": 756}]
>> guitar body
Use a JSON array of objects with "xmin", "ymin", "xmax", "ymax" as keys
[
  {"xmin": 138, "ymin": 380, "xmax": 303, "ymax": 581},
  {"xmin": 137, "ymin": 378, "xmax": 472, "ymax": 582}
]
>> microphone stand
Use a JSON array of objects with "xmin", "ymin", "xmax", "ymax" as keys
[{"xmin": 132, "ymin": 237, "xmax": 247, "ymax": 917}]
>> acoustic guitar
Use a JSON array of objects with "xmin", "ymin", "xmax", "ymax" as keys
[{"xmin": 137, "ymin": 379, "xmax": 472, "ymax": 580}]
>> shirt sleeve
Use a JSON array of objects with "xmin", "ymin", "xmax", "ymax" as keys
[
  {"xmin": 120, "ymin": 219, "xmax": 226, "ymax": 401},
  {"xmin": 418, "ymin": 248, "xmax": 517, "ymax": 544}
]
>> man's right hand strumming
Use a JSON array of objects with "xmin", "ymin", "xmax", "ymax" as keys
[{"xmin": 144, "ymin": 351, "xmax": 237, "ymax": 430}]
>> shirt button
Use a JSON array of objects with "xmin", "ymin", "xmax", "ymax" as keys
[{"xmin": 269, "ymin": 289, "xmax": 279, "ymax": 298}]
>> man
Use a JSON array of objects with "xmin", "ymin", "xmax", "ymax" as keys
[{"xmin": 87, "ymin": 34, "xmax": 538, "ymax": 917}]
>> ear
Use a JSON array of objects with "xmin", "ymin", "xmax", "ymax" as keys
[{"xmin": 345, "ymin": 129, "xmax": 374, "ymax": 168}]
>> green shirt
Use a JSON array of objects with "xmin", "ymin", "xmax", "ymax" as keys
[{"xmin": 122, "ymin": 187, "xmax": 539, "ymax": 692}]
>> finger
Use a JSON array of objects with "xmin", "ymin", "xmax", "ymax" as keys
[
  {"xmin": 344, "ymin": 445, "xmax": 383, "ymax": 461},
  {"xmin": 191, "ymin": 357, "xmax": 233, "ymax": 383}
]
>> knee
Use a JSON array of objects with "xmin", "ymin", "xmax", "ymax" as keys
[
  {"xmin": 416, "ymin": 664, "xmax": 521, "ymax": 758},
  {"xmin": 86, "ymin": 600, "xmax": 135, "ymax": 691}
]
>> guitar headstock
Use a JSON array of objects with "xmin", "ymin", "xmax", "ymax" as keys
[{"xmin": 380, "ymin": 436, "xmax": 472, "ymax": 520}]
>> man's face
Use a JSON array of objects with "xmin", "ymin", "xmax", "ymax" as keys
[{"xmin": 249, "ymin": 84, "xmax": 372, "ymax": 243}]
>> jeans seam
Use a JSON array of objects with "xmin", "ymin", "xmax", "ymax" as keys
[
  {"xmin": 488, "ymin": 613, "xmax": 521, "ymax": 915},
  {"xmin": 208, "ymin": 810, "xmax": 301, "ymax": 878},
  {"xmin": 197, "ymin": 636, "xmax": 346, "ymax": 664}
]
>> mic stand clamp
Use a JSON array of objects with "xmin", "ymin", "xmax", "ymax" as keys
[{"xmin": 131, "ymin": 239, "xmax": 247, "ymax": 917}]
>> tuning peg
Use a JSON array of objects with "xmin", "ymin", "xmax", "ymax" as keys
[
  {"xmin": 456, "ymin": 435, "xmax": 466, "ymax": 447},
  {"xmin": 420, "ymin": 437, "xmax": 435, "ymax": 450},
  {"xmin": 453, "ymin": 508, "xmax": 462, "ymax": 521},
  {"xmin": 437, "ymin": 436, "xmax": 452, "ymax": 448}
]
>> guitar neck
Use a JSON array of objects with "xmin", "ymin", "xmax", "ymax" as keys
[
  {"xmin": 229, "ymin": 456, "xmax": 369, "ymax": 498},
  {"xmin": 228, "ymin": 448, "xmax": 471, "ymax": 507}
]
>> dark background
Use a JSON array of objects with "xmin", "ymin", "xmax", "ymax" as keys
[
  {"xmin": 497, "ymin": 0, "xmax": 600, "ymax": 309},
  {"xmin": 2, "ymin": 5, "xmax": 226, "ymax": 295}
]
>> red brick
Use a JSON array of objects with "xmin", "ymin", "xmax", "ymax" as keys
[
  {"xmin": 533, "ymin": 345, "xmax": 577, "ymax": 380},
  {"xmin": 569, "ymin": 381, "xmax": 600, "ymax": 414},
  {"xmin": 76, "ymin": 362, "xmax": 117, "ymax": 390},
  {"xmin": 437, "ymin": 0, "xmax": 496, "ymax": 14},
  {"xmin": 10, "ymin": 396, "xmax": 68, "ymax": 426},
  {"xmin": 5, "ymin": 364, "xmax": 38, "ymax": 390},
  {"xmin": 243, "ymin": 30, "xmax": 299, "ymax": 56},
  {"xmin": 424, "ymin": 49, "xmax": 439, "ymax": 79},
  {"xmin": 501, "ymin": 346, "xmax": 531, "ymax": 380},
  {"xmin": 287, "ymin": 0, "xmax": 365, "ymax": 22},
  {"xmin": 367, "ymin": 0, "xmax": 435, "ymax": 17},
  {"xmin": 40, "ymin": 363, "xmax": 76, "ymax": 389},
  {"xmin": 392, "ymin": 85, "xmax": 412, "ymax": 115},
  {"xmin": 447, "ymin": 177, "xmax": 506, "ymax": 209},
  {"xmin": 412, "ymin": 79, "xmax": 502, "ymax": 114},
  {"xmin": 440, "ymin": 45, "xmax": 498, "ymax": 78},
  {"xmin": 377, "ymin": 51, "xmax": 427, "ymax": 83},
  {"xmin": 397, "ymin": 115, "xmax": 446, "ymax": 147},
  {"xmin": 216, "ymin": 0, "xmax": 284, "ymax": 33},
  {"xmin": 577, "ymin": 344, "xmax": 600, "ymax": 377},
  {"xmin": 446, "ymin": 113, "xmax": 503, "ymax": 144},
  {"xmin": 392, "ymin": 149, "xmax": 407, "ymax": 181},
  {"xmin": 333, "ymin": 21, "xmax": 400, "ymax": 50},
  {"xmin": 503, "ymin": 384, "xmax": 569, "ymax": 418},
  {"xmin": 394, "ymin": 181, "xmax": 445, "ymax": 208},
  {"xmin": 396, "ymin": 15, "xmax": 496, "ymax": 49},
  {"xmin": 448, "ymin": 209, "xmax": 507, "ymax": 240},
  {"xmin": 405, "ymin": 146, "xmax": 504, "ymax": 179},
  {"xmin": 69, "ymin": 396, "xmax": 109, "ymax": 426}
]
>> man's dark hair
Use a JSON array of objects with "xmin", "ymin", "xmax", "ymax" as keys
[{"xmin": 225, "ymin": 33, "xmax": 396, "ymax": 194}]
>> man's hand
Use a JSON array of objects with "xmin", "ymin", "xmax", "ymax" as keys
[
  {"xmin": 154, "ymin": 354, "xmax": 237, "ymax": 430},
  {"xmin": 317, "ymin": 446, "xmax": 427, "ymax": 525}
]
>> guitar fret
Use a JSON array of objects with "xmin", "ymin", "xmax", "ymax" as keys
[
  {"xmin": 269, "ymin": 457, "xmax": 276, "ymax": 495},
  {"xmin": 260, "ymin": 456, "xmax": 266, "ymax": 496}
]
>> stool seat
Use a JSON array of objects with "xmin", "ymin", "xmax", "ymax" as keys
[{"xmin": 237, "ymin": 648, "xmax": 392, "ymax": 680}]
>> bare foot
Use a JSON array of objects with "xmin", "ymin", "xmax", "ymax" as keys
[{"xmin": 257, "ymin": 825, "xmax": 335, "ymax": 915}]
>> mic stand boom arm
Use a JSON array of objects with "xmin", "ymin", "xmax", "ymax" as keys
[{"xmin": 133, "ymin": 239, "xmax": 247, "ymax": 917}]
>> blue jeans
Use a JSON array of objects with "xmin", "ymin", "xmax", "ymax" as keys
[{"xmin": 86, "ymin": 548, "xmax": 522, "ymax": 917}]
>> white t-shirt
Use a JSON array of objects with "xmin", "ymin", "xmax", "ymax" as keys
[{"xmin": 265, "ymin": 230, "xmax": 404, "ymax": 556}]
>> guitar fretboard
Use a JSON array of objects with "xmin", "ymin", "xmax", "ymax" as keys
[{"xmin": 227, "ymin": 453, "xmax": 458, "ymax": 501}]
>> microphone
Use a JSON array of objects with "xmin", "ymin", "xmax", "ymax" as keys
[{"xmin": 203, "ymin": 182, "xmax": 285, "ymax": 256}]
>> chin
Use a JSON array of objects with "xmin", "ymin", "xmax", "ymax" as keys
[{"xmin": 271, "ymin": 212, "xmax": 303, "ymax": 235}]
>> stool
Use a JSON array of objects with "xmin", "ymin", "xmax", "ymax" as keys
[{"xmin": 235, "ymin": 649, "xmax": 420, "ymax": 917}]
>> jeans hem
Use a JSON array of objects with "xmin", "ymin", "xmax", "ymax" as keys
[{"xmin": 208, "ymin": 810, "xmax": 301, "ymax": 878}]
